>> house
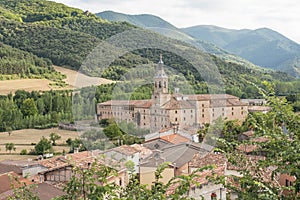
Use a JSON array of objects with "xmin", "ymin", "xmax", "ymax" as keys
[
  {"xmin": 97, "ymin": 56, "xmax": 248, "ymax": 133},
  {"xmin": 0, "ymin": 171, "xmax": 65, "ymax": 200},
  {"xmin": 38, "ymin": 151, "xmax": 129, "ymax": 187},
  {"xmin": 139, "ymin": 142, "xmax": 213, "ymax": 188},
  {"xmin": 187, "ymin": 152, "xmax": 227, "ymax": 200},
  {"xmin": 144, "ymin": 125, "xmax": 200, "ymax": 143},
  {"xmin": 0, "ymin": 160, "xmax": 48, "ymax": 178},
  {"xmin": 103, "ymin": 145, "xmax": 140, "ymax": 174},
  {"xmin": 0, "ymin": 171, "xmax": 33, "ymax": 200}
]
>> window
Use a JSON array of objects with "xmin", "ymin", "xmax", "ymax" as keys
[
  {"xmin": 191, "ymin": 110, "xmax": 193, "ymax": 113},
  {"xmin": 286, "ymin": 179, "xmax": 289, "ymax": 187},
  {"xmin": 241, "ymin": 111, "xmax": 244, "ymax": 115},
  {"xmin": 232, "ymin": 107, "xmax": 234, "ymax": 110},
  {"xmin": 202, "ymin": 104, "xmax": 204, "ymax": 107},
  {"xmin": 241, "ymin": 107, "xmax": 244, "ymax": 110},
  {"xmin": 175, "ymin": 117, "xmax": 178, "ymax": 121},
  {"xmin": 213, "ymin": 113, "xmax": 214, "ymax": 117},
  {"xmin": 202, "ymin": 109, "xmax": 204, "ymax": 112},
  {"xmin": 222, "ymin": 108, "xmax": 224, "ymax": 111},
  {"xmin": 175, "ymin": 110, "xmax": 177, "ymax": 114},
  {"xmin": 144, "ymin": 116, "xmax": 146, "ymax": 119},
  {"xmin": 184, "ymin": 110, "xmax": 186, "ymax": 113},
  {"xmin": 202, "ymin": 114, "xmax": 204, "ymax": 118},
  {"xmin": 184, "ymin": 117, "xmax": 186, "ymax": 121},
  {"xmin": 232, "ymin": 112, "xmax": 234, "ymax": 116}
]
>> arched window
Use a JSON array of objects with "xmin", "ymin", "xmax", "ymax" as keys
[
  {"xmin": 164, "ymin": 81, "xmax": 166, "ymax": 88},
  {"xmin": 159, "ymin": 81, "xmax": 162, "ymax": 88}
]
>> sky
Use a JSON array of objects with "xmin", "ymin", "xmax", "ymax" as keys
[{"xmin": 53, "ymin": 0, "xmax": 300, "ymax": 44}]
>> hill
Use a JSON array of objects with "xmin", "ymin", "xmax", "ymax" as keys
[
  {"xmin": 182, "ymin": 25, "xmax": 300, "ymax": 76},
  {"xmin": 97, "ymin": 11, "xmax": 265, "ymax": 71},
  {"xmin": 0, "ymin": 0, "xmax": 297, "ymax": 99},
  {"xmin": 98, "ymin": 11, "xmax": 178, "ymax": 31}
]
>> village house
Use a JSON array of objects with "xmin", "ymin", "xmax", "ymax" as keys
[
  {"xmin": 0, "ymin": 162, "xmax": 65, "ymax": 200},
  {"xmin": 103, "ymin": 145, "xmax": 140, "ymax": 174},
  {"xmin": 37, "ymin": 151, "xmax": 129, "ymax": 188},
  {"xmin": 97, "ymin": 55, "xmax": 248, "ymax": 133},
  {"xmin": 139, "ymin": 142, "xmax": 213, "ymax": 188}
]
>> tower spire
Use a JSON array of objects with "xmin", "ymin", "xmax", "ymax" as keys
[{"xmin": 159, "ymin": 53, "xmax": 163, "ymax": 64}]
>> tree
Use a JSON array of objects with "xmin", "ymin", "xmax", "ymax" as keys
[
  {"xmin": 217, "ymin": 82, "xmax": 300, "ymax": 199},
  {"xmin": 21, "ymin": 98, "xmax": 38, "ymax": 117},
  {"xmin": 103, "ymin": 122, "xmax": 123, "ymax": 140},
  {"xmin": 34, "ymin": 137, "xmax": 53, "ymax": 155},
  {"xmin": 5, "ymin": 143, "xmax": 16, "ymax": 154},
  {"xmin": 49, "ymin": 132, "xmax": 61, "ymax": 146}
]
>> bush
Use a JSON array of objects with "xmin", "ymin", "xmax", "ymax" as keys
[{"xmin": 20, "ymin": 149, "xmax": 27, "ymax": 155}]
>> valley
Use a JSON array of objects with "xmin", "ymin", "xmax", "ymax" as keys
[{"xmin": 0, "ymin": 0, "xmax": 299, "ymax": 199}]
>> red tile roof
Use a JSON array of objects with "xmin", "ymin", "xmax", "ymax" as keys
[
  {"xmin": 160, "ymin": 134, "xmax": 190, "ymax": 144},
  {"xmin": 189, "ymin": 152, "xmax": 227, "ymax": 168},
  {"xmin": 110, "ymin": 145, "xmax": 139, "ymax": 156},
  {"xmin": 0, "ymin": 172, "xmax": 33, "ymax": 194}
]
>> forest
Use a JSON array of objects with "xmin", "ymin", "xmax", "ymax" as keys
[{"xmin": 0, "ymin": 0, "xmax": 300, "ymax": 130}]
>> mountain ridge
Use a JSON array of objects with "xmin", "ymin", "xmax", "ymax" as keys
[
  {"xmin": 182, "ymin": 25, "xmax": 300, "ymax": 75},
  {"xmin": 96, "ymin": 11, "xmax": 273, "ymax": 72},
  {"xmin": 0, "ymin": 0, "xmax": 298, "ymax": 99},
  {"xmin": 98, "ymin": 11, "xmax": 300, "ymax": 77}
]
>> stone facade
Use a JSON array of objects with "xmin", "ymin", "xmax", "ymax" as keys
[{"xmin": 97, "ymin": 56, "xmax": 248, "ymax": 132}]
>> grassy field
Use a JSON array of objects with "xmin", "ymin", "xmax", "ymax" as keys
[
  {"xmin": 54, "ymin": 66, "xmax": 114, "ymax": 88},
  {"xmin": 0, "ymin": 79, "xmax": 54, "ymax": 95},
  {"xmin": 0, "ymin": 128, "xmax": 79, "ymax": 156},
  {"xmin": 0, "ymin": 155, "xmax": 37, "ymax": 162},
  {"xmin": 0, "ymin": 66, "xmax": 114, "ymax": 95}
]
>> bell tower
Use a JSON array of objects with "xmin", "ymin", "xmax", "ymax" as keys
[{"xmin": 153, "ymin": 54, "xmax": 170, "ymax": 105}]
